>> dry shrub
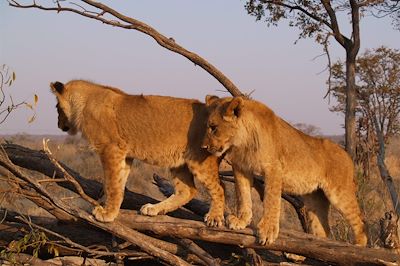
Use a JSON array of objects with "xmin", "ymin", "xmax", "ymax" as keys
[{"xmin": 330, "ymin": 136, "xmax": 400, "ymax": 245}]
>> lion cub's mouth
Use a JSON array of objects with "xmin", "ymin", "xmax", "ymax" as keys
[{"xmin": 207, "ymin": 146, "xmax": 227, "ymax": 157}]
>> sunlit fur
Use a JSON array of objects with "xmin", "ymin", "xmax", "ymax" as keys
[
  {"xmin": 203, "ymin": 95, "xmax": 367, "ymax": 246},
  {"xmin": 50, "ymin": 80, "xmax": 225, "ymax": 226}
]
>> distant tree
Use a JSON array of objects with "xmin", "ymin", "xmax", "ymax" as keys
[
  {"xmin": 245, "ymin": 0, "xmax": 393, "ymax": 160},
  {"xmin": 330, "ymin": 46, "xmax": 400, "ymax": 215},
  {"xmin": 293, "ymin": 122, "xmax": 321, "ymax": 136}
]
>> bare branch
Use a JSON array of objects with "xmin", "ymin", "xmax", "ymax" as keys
[
  {"xmin": 320, "ymin": 0, "xmax": 349, "ymax": 48},
  {"xmin": 42, "ymin": 138, "xmax": 99, "ymax": 207},
  {"xmin": 8, "ymin": 0, "xmax": 244, "ymax": 97}
]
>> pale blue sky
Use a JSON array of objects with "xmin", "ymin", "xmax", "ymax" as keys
[{"xmin": 0, "ymin": 1, "xmax": 399, "ymax": 135}]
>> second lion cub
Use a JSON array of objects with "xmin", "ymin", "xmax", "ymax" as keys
[
  {"xmin": 202, "ymin": 95, "xmax": 367, "ymax": 246},
  {"xmin": 50, "ymin": 80, "xmax": 225, "ymax": 226}
]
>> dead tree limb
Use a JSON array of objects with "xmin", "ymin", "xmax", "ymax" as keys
[
  {"xmin": 0, "ymin": 253, "xmax": 59, "ymax": 266},
  {"xmin": 117, "ymin": 210, "xmax": 399, "ymax": 265},
  {"xmin": 2, "ymin": 143, "xmax": 201, "ymax": 221},
  {"xmin": 42, "ymin": 138, "xmax": 99, "ymax": 207},
  {"xmin": 0, "ymin": 210, "xmax": 208, "ymax": 265},
  {"xmin": 8, "ymin": 0, "xmax": 244, "ymax": 97},
  {"xmin": 175, "ymin": 239, "xmax": 221, "ymax": 266},
  {"xmin": 0, "ymin": 146, "xmax": 191, "ymax": 266},
  {"xmin": 2, "ymin": 144, "xmax": 399, "ymax": 265}
]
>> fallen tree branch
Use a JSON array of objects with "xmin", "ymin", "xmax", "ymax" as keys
[
  {"xmin": 2, "ymin": 143, "xmax": 399, "ymax": 265},
  {"xmin": 0, "ymin": 210, "xmax": 207, "ymax": 265},
  {"xmin": 176, "ymin": 238, "xmax": 220, "ymax": 266},
  {"xmin": 2, "ymin": 143, "xmax": 201, "ymax": 221},
  {"xmin": 117, "ymin": 210, "xmax": 400, "ymax": 265},
  {"xmin": 0, "ymin": 252, "xmax": 59, "ymax": 266},
  {"xmin": 0, "ymin": 145, "xmax": 191, "ymax": 266}
]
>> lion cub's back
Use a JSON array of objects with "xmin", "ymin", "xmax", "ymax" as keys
[{"xmin": 115, "ymin": 94, "xmax": 208, "ymax": 164}]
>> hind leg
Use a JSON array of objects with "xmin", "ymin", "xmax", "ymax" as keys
[
  {"xmin": 140, "ymin": 166, "xmax": 197, "ymax": 216},
  {"xmin": 323, "ymin": 185, "xmax": 367, "ymax": 246},
  {"xmin": 302, "ymin": 190, "xmax": 330, "ymax": 238},
  {"xmin": 93, "ymin": 146, "xmax": 131, "ymax": 222},
  {"xmin": 188, "ymin": 155, "xmax": 225, "ymax": 227}
]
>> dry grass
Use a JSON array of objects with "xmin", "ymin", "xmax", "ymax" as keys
[{"xmin": 1, "ymin": 133, "xmax": 400, "ymax": 246}]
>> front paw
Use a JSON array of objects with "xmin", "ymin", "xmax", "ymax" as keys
[
  {"xmin": 92, "ymin": 206, "xmax": 117, "ymax": 222},
  {"xmin": 204, "ymin": 209, "xmax": 224, "ymax": 227},
  {"xmin": 257, "ymin": 217, "xmax": 279, "ymax": 245},
  {"xmin": 226, "ymin": 214, "xmax": 250, "ymax": 230},
  {"xmin": 140, "ymin": 203, "xmax": 163, "ymax": 216}
]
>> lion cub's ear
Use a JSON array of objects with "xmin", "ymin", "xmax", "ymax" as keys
[
  {"xmin": 223, "ymin": 97, "xmax": 243, "ymax": 122},
  {"xmin": 205, "ymin": 95, "xmax": 220, "ymax": 106},
  {"xmin": 50, "ymin": 81, "xmax": 65, "ymax": 94}
]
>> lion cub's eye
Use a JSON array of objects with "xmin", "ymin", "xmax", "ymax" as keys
[{"xmin": 209, "ymin": 124, "xmax": 218, "ymax": 134}]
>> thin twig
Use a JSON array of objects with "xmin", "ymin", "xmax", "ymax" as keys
[
  {"xmin": 42, "ymin": 139, "xmax": 99, "ymax": 207},
  {"xmin": 15, "ymin": 215, "xmax": 137, "ymax": 258}
]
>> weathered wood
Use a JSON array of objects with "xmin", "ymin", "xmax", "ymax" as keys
[
  {"xmin": 176, "ymin": 238, "xmax": 220, "ymax": 266},
  {"xmin": 2, "ymin": 143, "xmax": 400, "ymax": 265},
  {"xmin": 0, "ymin": 210, "xmax": 210, "ymax": 265},
  {"xmin": 1, "ymin": 145, "xmax": 191, "ymax": 266},
  {"xmin": 2, "ymin": 143, "xmax": 201, "ymax": 221},
  {"xmin": 0, "ymin": 253, "xmax": 59, "ymax": 266},
  {"xmin": 117, "ymin": 210, "xmax": 400, "ymax": 265}
]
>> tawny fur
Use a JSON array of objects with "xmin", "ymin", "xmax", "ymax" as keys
[
  {"xmin": 202, "ymin": 95, "xmax": 367, "ymax": 246},
  {"xmin": 50, "ymin": 80, "xmax": 224, "ymax": 226}
]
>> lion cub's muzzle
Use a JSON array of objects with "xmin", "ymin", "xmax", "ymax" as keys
[
  {"xmin": 201, "ymin": 142, "xmax": 225, "ymax": 157},
  {"xmin": 58, "ymin": 121, "xmax": 70, "ymax": 132}
]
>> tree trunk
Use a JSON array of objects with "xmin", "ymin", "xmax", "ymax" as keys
[
  {"xmin": 345, "ymin": 52, "xmax": 357, "ymax": 161},
  {"xmin": 373, "ymin": 116, "xmax": 400, "ymax": 216}
]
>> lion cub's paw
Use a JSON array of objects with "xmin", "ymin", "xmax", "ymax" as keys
[
  {"xmin": 204, "ymin": 210, "xmax": 224, "ymax": 227},
  {"xmin": 140, "ymin": 203, "xmax": 162, "ymax": 216},
  {"xmin": 92, "ymin": 206, "xmax": 117, "ymax": 222},
  {"xmin": 226, "ymin": 214, "xmax": 249, "ymax": 230},
  {"xmin": 257, "ymin": 217, "xmax": 279, "ymax": 245}
]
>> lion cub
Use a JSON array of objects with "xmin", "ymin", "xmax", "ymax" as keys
[
  {"xmin": 202, "ymin": 95, "xmax": 367, "ymax": 246},
  {"xmin": 50, "ymin": 80, "xmax": 225, "ymax": 226}
]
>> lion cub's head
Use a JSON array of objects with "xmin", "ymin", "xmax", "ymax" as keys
[
  {"xmin": 50, "ymin": 81, "xmax": 78, "ymax": 135},
  {"xmin": 202, "ymin": 95, "xmax": 244, "ymax": 157}
]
